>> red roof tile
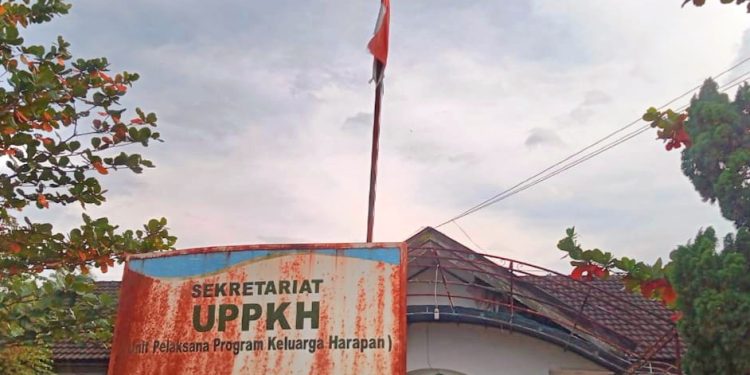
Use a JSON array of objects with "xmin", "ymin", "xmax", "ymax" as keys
[
  {"xmin": 528, "ymin": 275, "xmax": 679, "ymax": 361},
  {"xmin": 52, "ymin": 341, "xmax": 110, "ymax": 361}
]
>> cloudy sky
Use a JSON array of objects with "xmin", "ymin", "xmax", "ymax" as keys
[{"xmin": 22, "ymin": 1, "xmax": 749, "ymax": 279}]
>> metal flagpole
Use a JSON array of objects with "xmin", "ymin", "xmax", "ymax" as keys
[
  {"xmin": 366, "ymin": 62, "xmax": 384, "ymax": 243},
  {"xmin": 365, "ymin": 0, "xmax": 389, "ymax": 242}
]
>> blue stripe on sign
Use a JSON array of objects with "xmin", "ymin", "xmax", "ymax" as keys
[{"xmin": 128, "ymin": 247, "xmax": 401, "ymax": 278}]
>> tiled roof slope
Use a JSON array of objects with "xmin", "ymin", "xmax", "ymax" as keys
[
  {"xmin": 528, "ymin": 275, "xmax": 679, "ymax": 362},
  {"xmin": 94, "ymin": 280, "xmax": 121, "ymax": 297},
  {"xmin": 406, "ymin": 227, "xmax": 681, "ymax": 368},
  {"xmin": 53, "ymin": 342, "xmax": 110, "ymax": 361}
]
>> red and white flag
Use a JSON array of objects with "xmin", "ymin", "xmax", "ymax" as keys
[{"xmin": 368, "ymin": 0, "xmax": 390, "ymax": 84}]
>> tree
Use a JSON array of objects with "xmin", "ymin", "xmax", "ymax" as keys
[
  {"xmin": 557, "ymin": 80, "xmax": 750, "ymax": 373},
  {"xmin": 683, "ymin": 0, "xmax": 750, "ymax": 12},
  {"xmin": 557, "ymin": 227, "xmax": 750, "ymax": 374},
  {"xmin": 681, "ymin": 80, "xmax": 750, "ymax": 227},
  {"xmin": 670, "ymin": 227, "xmax": 750, "ymax": 374},
  {"xmin": 0, "ymin": 0, "xmax": 175, "ymax": 355},
  {"xmin": 645, "ymin": 80, "xmax": 750, "ymax": 228}
]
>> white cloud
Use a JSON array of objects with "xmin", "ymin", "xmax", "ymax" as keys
[{"xmin": 525, "ymin": 128, "xmax": 564, "ymax": 148}]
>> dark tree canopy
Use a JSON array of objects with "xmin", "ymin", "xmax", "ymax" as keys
[
  {"xmin": 682, "ymin": 80, "xmax": 750, "ymax": 227},
  {"xmin": 670, "ymin": 227, "xmax": 750, "ymax": 374},
  {"xmin": 683, "ymin": 0, "xmax": 750, "ymax": 12}
]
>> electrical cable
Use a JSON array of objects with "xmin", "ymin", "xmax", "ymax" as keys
[
  {"xmin": 435, "ymin": 59, "xmax": 750, "ymax": 228},
  {"xmin": 452, "ymin": 220, "xmax": 485, "ymax": 251}
]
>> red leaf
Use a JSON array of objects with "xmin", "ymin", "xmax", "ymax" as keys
[
  {"xmin": 571, "ymin": 265, "xmax": 587, "ymax": 280},
  {"xmin": 14, "ymin": 110, "xmax": 28, "ymax": 123},
  {"xmin": 131, "ymin": 118, "xmax": 144, "ymax": 125},
  {"xmin": 641, "ymin": 279, "xmax": 657, "ymax": 298},
  {"xmin": 641, "ymin": 278, "xmax": 671, "ymax": 300},
  {"xmin": 592, "ymin": 266, "xmax": 608, "ymax": 279},
  {"xmin": 98, "ymin": 71, "xmax": 113, "ymax": 83},
  {"xmin": 662, "ymin": 284, "xmax": 677, "ymax": 305},
  {"xmin": 571, "ymin": 264, "xmax": 606, "ymax": 281},
  {"xmin": 37, "ymin": 194, "xmax": 49, "ymax": 208},
  {"xmin": 670, "ymin": 311, "xmax": 683, "ymax": 322},
  {"xmin": 93, "ymin": 161, "xmax": 108, "ymax": 175},
  {"xmin": 8, "ymin": 243, "xmax": 21, "ymax": 254}
]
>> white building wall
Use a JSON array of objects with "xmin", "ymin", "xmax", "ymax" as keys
[{"xmin": 407, "ymin": 322, "xmax": 611, "ymax": 375}]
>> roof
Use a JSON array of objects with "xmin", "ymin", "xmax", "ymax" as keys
[
  {"xmin": 93, "ymin": 281, "xmax": 121, "ymax": 297},
  {"xmin": 405, "ymin": 227, "xmax": 681, "ymax": 372},
  {"xmin": 53, "ymin": 342, "xmax": 110, "ymax": 361},
  {"xmin": 53, "ymin": 228, "xmax": 681, "ymax": 372},
  {"xmin": 528, "ymin": 276, "xmax": 677, "ymax": 361}
]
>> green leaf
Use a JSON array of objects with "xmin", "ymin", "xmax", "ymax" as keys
[
  {"xmin": 565, "ymin": 227, "xmax": 575, "ymax": 237},
  {"xmin": 68, "ymin": 141, "xmax": 80, "ymax": 152},
  {"xmin": 25, "ymin": 45, "xmax": 45, "ymax": 57}
]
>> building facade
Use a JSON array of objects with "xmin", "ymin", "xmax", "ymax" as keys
[{"xmin": 54, "ymin": 227, "xmax": 681, "ymax": 374}]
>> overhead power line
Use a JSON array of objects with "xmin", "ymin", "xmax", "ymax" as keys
[
  {"xmin": 469, "ymin": 71, "xmax": 750, "ymax": 215},
  {"xmin": 435, "ymin": 58, "xmax": 750, "ymax": 228}
]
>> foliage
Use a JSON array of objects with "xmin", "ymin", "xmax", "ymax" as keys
[
  {"xmin": 644, "ymin": 81, "xmax": 750, "ymax": 227},
  {"xmin": 683, "ymin": 0, "xmax": 750, "ymax": 12},
  {"xmin": 0, "ymin": 273, "xmax": 115, "ymax": 346},
  {"xmin": 557, "ymin": 228, "xmax": 678, "ymax": 308},
  {"xmin": 643, "ymin": 108, "xmax": 691, "ymax": 151},
  {"xmin": 0, "ymin": 0, "xmax": 176, "ymax": 348},
  {"xmin": 557, "ymin": 226, "xmax": 750, "ymax": 373},
  {"xmin": 0, "ymin": 344, "xmax": 53, "ymax": 375},
  {"xmin": 683, "ymin": 80, "xmax": 750, "ymax": 227},
  {"xmin": 558, "ymin": 79, "xmax": 750, "ymax": 372},
  {"xmin": 670, "ymin": 227, "xmax": 750, "ymax": 374}
]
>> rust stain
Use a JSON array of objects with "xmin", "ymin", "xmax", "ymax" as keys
[
  {"xmin": 252, "ymin": 310, "xmax": 268, "ymax": 374},
  {"xmin": 375, "ymin": 262, "xmax": 386, "ymax": 374},
  {"xmin": 352, "ymin": 276, "xmax": 368, "ymax": 374},
  {"xmin": 311, "ymin": 281, "xmax": 332, "ymax": 374}
]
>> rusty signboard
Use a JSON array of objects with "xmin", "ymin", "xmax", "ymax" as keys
[{"xmin": 108, "ymin": 243, "xmax": 407, "ymax": 374}]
